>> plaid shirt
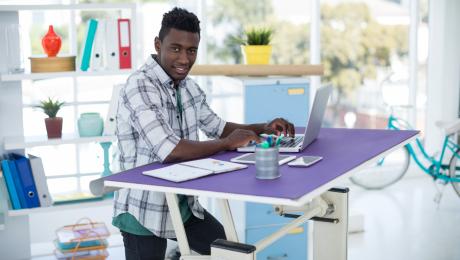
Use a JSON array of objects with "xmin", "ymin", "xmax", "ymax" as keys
[{"xmin": 114, "ymin": 55, "xmax": 226, "ymax": 238}]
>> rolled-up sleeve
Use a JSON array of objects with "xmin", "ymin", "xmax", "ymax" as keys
[
  {"xmin": 123, "ymin": 79, "xmax": 180, "ymax": 162},
  {"xmin": 196, "ymin": 87, "xmax": 226, "ymax": 139}
]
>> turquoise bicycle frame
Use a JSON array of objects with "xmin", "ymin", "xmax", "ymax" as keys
[{"xmin": 386, "ymin": 114, "xmax": 460, "ymax": 182}]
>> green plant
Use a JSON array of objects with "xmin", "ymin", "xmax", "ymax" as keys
[
  {"xmin": 36, "ymin": 98, "xmax": 65, "ymax": 118},
  {"xmin": 235, "ymin": 27, "xmax": 273, "ymax": 45}
]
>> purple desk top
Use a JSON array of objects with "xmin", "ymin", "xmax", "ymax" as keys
[{"xmin": 104, "ymin": 128, "xmax": 418, "ymax": 202}]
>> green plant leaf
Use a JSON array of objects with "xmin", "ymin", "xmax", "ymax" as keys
[{"xmin": 36, "ymin": 97, "xmax": 65, "ymax": 118}]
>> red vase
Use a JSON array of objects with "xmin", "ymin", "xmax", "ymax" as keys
[{"xmin": 42, "ymin": 25, "xmax": 62, "ymax": 57}]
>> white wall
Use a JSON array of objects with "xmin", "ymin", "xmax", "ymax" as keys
[{"xmin": 425, "ymin": 0, "xmax": 460, "ymax": 153}]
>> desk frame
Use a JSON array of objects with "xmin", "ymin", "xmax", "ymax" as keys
[{"xmin": 96, "ymin": 130, "xmax": 418, "ymax": 260}]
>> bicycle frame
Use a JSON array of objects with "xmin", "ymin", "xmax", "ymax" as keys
[{"xmin": 387, "ymin": 114, "xmax": 460, "ymax": 182}]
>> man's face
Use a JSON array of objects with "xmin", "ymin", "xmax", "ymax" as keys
[{"xmin": 155, "ymin": 28, "xmax": 200, "ymax": 84}]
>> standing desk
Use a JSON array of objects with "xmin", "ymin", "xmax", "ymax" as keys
[{"xmin": 91, "ymin": 128, "xmax": 418, "ymax": 260}]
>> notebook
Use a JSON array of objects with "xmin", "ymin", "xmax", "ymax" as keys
[{"xmin": 142, "ymin": 158, "xmax": 248, "ymax": 182}]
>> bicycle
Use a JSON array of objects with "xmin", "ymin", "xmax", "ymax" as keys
[{"xmin": 349, "ymin": 79, "xmax": 460, "ymax": 200}]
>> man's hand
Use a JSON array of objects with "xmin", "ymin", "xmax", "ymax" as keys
[
  {"xmin": 265, "ymin": 118, "xmax": 295, "ymax": 137},
  {"xmin": 223, "ymin": 129, "xmax": 261, "ymax": 150}
]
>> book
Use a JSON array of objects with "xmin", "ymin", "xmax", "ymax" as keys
[
  {"xmin": 80, "ymin": 19, "xmax": 98, "ymax": 71},
  {"xmin": 12, "ymin": 154, "xmax": 40, "ymax": 208},
  {"xmin": 28, "ymin": 154, "xmax": 53, "ymax": 207},
  {"xmin": 142, "ymin": 158, "xmax": 248, "ymax": 182},
  {"xmin": 0, "ymin": 159, "xmax": 21, "ymax": 209}
]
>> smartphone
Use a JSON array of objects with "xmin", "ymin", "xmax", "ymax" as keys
[{"xmin": 287, "ymin": 156, "xmax": 323, "ymax": 167}]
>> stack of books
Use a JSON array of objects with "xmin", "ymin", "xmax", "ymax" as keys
[{"xmin": 54, "ymin": 220, "xmax": 110, "ymax": 259}]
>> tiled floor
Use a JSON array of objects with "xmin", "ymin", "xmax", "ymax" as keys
[{"xmin": 33, "ymin": 175, "xmax": 460, "ymax": 260}]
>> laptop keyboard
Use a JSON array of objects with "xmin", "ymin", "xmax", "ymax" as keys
[{"xmin": 279, "ymin": 136, "xmax": 304, "ymax": 147}]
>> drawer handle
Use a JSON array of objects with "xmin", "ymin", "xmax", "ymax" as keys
[
  {"xmin": 267, "ymin": 253, "xmax": 288, "ymax": 260},
  {"xmin": 287, "ymin": 88, "xmax": 304, "ymax": 95}
]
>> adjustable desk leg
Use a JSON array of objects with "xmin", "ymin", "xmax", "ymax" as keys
[
  {"xmin": 313, "ymin": 188, "xmax": 349, "ymax": 260},
  {"xmin": 216, "ymin": 198, "xmax": 239, "ymax": 242},
  {"xmin": 164, "ymin": 193, "xmax": 192, "ymax": 257}
]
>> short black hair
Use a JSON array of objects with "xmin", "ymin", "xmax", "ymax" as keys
[{"xmin": 158, "ymin": 7, "xmax": 201, "ymax": 41}]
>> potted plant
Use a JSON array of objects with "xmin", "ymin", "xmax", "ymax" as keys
[
  {"xmin": 237, "ymin": 27, "xmax": 273, "ymax": 65},
  {"xmin": 36, "ymin": 98, "xmax": 65, "ymax": 138}
]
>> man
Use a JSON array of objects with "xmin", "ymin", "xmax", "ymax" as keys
[{"xmin": 113, "ymin": 7, "xmax": 295, "ymax": 259}]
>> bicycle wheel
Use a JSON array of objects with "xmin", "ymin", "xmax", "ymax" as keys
[
  {"xmin": 449, "ymin": 149, "xmax": 460, "ymax": 197},
  {"xmin": 350, "ymin": 146, "xmax": 410, "ymax": 189}
]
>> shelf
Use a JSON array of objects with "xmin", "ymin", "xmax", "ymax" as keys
[
  {"xmin": 0, "ymin": 69, "xmax": 134, "ymax": 82},
  {"xmin": 0, "ymin": 3, "xmax": 136, "ymax": 11},
  {"xmin": 190, "ymin": 64, "xmax": 323, "ymax": 76},
  {"xmin": 0, "ymin": 65, "xmax": 323, "ymax": 82},
  {"xmin": 3, "ymin": 134, "xmax": 116, "ymax": 150},
  {"xmin": 8, "ymin": 198, "xmax": 112, "ymax": 217}
]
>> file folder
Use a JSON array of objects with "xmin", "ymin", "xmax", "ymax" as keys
[
  {"xmin": 91, "ymin": 19, "xmax": 105, "ymax": 70},
  {"xmin": 7, "ymin": 157, "xmax": 27, "ymax": 208},
  {"xmin": 1, "ymin": 160, "xmax": 21, "ymax": 209},
  {"xmin": 28, "ymin": 154, "xmax": 53, "ymax": 207},
  {"xmin": 117, "ymin": 18, "xmax": 132, "ymax": 69},
  {"xmin": 80, "ymin": 19, "xmax": 98, "ymax": 71},
  {"xmin": 12, "ymin": 154, "xmax": 40, "ymax": 208},
  {"xmin": 105, "ymin": 19, "xmax": 119, "ymax": 70}
]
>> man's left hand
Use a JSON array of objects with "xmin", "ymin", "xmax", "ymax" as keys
[{"xmin": 265, "ymin": 118, "xmax": 295, "ymax": 137}]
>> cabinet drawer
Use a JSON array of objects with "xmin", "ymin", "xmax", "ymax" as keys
[
  {"xmin": 246, "ymin": 224, "xmax": 308, "ymax": 260},
  {"xmin": 246, "ymin": 202, "xmax": 290, "ymax": 227}
]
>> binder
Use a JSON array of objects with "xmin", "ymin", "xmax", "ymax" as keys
[
  {"xmin": 103, "ymin": 84, "xmax": 122, "ymax": 136},
  {"xmin": 7, "ymin": 157, "xmax": 27, "ymax": 208},
  {"xmin": 80, "ymin": 19, "xmax": 98, "ymax": 71},
  {"xmin": 91, "ymin": 19, "xmax": 105, "ymax": 70},
  {"xmin": 12, "ymin": 154, "xmax": 40, "ymax": 208},
  {"xmin": 105, "ymin": 19, "xmax": 119, "ymax": 70},
  {"xmin": 117, "ymin": 18, "xmax": 132, "ymax": 69},
  {"xmin": 28, "ymin": 154, "xmax": 53, "ymax": 207},
  {"xmin": 0, "ymin": 160, "xmax": 21, "ymax": 209}
]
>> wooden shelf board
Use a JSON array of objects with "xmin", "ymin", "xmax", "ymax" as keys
[
  {"xmin": 4, "ymin": 134, "xmax": 116, "ymax": 150},
  {"xmin": 190, "ymin": 64, "xmax": 323, "ymax": 76}
]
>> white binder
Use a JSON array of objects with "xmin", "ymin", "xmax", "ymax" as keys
[
  {"xmin": 28, "ymin": 154, "xmax": 53, "ymax": 207},
  {"xmin": 91, "ymin": 19, "xmax": 105, "ymax": 70},
  {"xmin": 105, "ymin": 19, "xmax": 119, "ymax": 70},
  {"xmin": 104, "ymin": 84, "xmax": 122, "ymax": 136}
]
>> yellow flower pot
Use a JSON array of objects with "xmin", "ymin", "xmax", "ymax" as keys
[{"xmin": 241, "ymin": 45, "xmax": 272, "ymax": 65}]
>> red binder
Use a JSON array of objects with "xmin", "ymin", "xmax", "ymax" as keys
[{"xmin": 117, "ymin": 18, "xmax": 132, "ymax": 69}]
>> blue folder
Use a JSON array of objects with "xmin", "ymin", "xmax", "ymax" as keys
[
  {"xmin": 12, "ymin": 154, "xmax": 40, "ymax": 208},
  {"xmin": 1, "ymin": 160, "xmax": 21, "ymax": 209},
  {"xmin": 80, "ymin": 19, "xmax": 98, "ymax": 71}
]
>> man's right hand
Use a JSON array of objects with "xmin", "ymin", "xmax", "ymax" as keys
[{"xmin": 223, "ymin": 129, "xmax": 261, "ymax": 150}]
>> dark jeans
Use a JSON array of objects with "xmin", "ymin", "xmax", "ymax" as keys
[{"xmin": 121, "ymin": 210, "xmax": 226, "ymax": 260}]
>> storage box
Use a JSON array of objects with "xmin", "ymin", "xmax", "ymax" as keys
[{"xmin": 29, "ymin": 56, "xmax": 76, "ymax": 73}]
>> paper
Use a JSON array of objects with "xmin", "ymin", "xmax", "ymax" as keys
[{"xmin": 143, "ymin": 159, "xmax": 248, "ymax": 182}]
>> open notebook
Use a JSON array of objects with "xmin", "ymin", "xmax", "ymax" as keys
[{"xmin": 142, "ymin": 158, "xmax": 248, "ymax": 182}]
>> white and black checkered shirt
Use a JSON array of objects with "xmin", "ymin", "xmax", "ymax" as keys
[{"xmin": 114, "ymin": 55, "xmax": 226, "ymax": 238}]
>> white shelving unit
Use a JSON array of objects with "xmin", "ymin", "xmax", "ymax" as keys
[
  {"xmin": 0, "ymin": 4, "xmax": 138, "ymax": 259},
  {"xmin": 4, "ymin": 134, "xmax": 116, "ymax": 150},
  {"xmin": 0, "ymin": 69, "xmax": 134, "ymax": 82},
  {"xmin": 8, "ymin": 198, "xmax": 112, "ymax": 217}
]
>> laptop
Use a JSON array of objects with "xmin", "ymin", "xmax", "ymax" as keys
[{"xmin": 237, "ymin": 85, "xmax": 332, "ymax": 153}]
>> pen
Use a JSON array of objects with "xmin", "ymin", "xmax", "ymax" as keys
[{"xmin": 275, "ymin": 133, "xmax": 284, "ymax": 147}]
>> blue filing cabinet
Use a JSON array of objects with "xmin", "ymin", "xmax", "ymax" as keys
[{"xmin": 243, "ymin": 77, "xmax": 310, "ymax": 259}]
